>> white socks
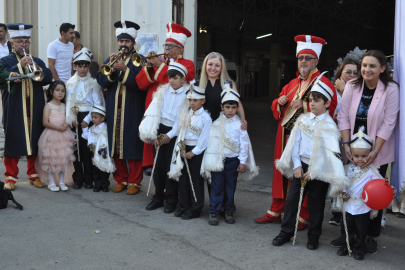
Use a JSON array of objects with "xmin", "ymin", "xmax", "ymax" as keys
[
  {"xmin": 48, "ymin": 172, "xmax": 55, "ymax": 186},
  {"xmin": 59, "ymin": 172, "xmax": 65, "ymax": 185}
]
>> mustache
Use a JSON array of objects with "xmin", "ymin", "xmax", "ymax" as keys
[
  {"xmin": 119, "ymin": 46, "xmax": 130, "ymax": 51},
  {"xmin": 164, "ymin": 50, "xmax": 172, "ymax": 54}
]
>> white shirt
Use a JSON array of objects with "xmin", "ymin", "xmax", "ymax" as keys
[
  {"xmin": 47, "ymin": 39, "xmax": 74, "ymax": 82},
  {"xmin": 222, "ymin": 114, "xmax": 250, "ymax": 164},
  {"xmin": 343, "ymin": 164, "xmax": 380, "ymax": 215},
  {"xmin": 292, "ymin": 112, "xmax": 327, "ymax": 169},
  {"xmin": 160, "ymin": 86, "xmax": 186, "ymax": 138},
  {"xmin": 334, "ymin": 91, "xmax": 342, "ymax": 116},
  {"xmin": 184, "ymin": 107, "xmax": 212, "ymax": 155},
  {"xmin": 82, "ymin": 122, "xmax": 105, "ymax": 145},
  {"xmin": 76, "ymin": 79, "xmax": 102, "ymax": 124},
  {"xmin": 0, "ymin": 39, "xmax": 9, "ymax": 59}
]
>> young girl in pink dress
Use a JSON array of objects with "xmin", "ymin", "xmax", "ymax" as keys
[{"xmin": 35, "ymin": 81, "xmax": 76, "ymax": 191}]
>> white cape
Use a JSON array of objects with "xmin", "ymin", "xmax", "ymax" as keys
[
  {"xmin": 200, "ymin": 112, "xmax": 259, "ymax": 183},
  {"xmin": 275, "ymin": 112, "xmax": 349, "ymax": 195}
]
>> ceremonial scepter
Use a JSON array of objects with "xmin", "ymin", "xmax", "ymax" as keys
[
  {"xmin": 146, "ymin": 135, "xmax": 164, "ymax": 196},
  {"xmin": 178, "ymin": 140, "xmax": 197, "ymax": 202},
  {"xmin": 292, "ymin": 178, "xmax": 307, "ymax": 245},
  {"xmin": 72, "ymin": 106, "xmax": 80, "ymax": 161},
  {"xmin": 340, "ymin": 194, "xmax": 352, "ymax": 256}
]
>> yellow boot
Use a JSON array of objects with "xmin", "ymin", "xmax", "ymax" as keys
[
  {"xmin": 112, "ymin": 183, "xmax": 127, "ymax": 193},
  {"xmin": 126, "ymin": 184, "xmax": 140, "ymax": 195},
  {"xmin": 30, "ymin": 178, "xmax": 45, "ymax": 188},
  {"xmin": 4, "ymin": 182, "xmax": 15, "ymax": 190}
]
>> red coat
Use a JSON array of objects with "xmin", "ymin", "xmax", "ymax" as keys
[
  {"xmin": 271, "ymin": 69, "xmax": 337, "ymax": 199},
  {"xmin": 135, "ymin": 56, "xmax": 195, "ymax": 167}
]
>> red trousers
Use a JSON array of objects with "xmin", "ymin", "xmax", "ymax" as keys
[
  {"xmin": 4, "ymin": 155, "xmax": 38, "ymax": 183},
  {"xmin": 113, "ymin": 155, "xmax": 143, "ymax": 187},
  {"xmin": 267, "ymin": 177, "xmax": 310, "ymax": 224}
]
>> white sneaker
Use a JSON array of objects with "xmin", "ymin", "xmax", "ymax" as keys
[
  {"xmin": 59, "ymin": 183, "xmax": 68, "ymax": 191},
  {"xmin": 48, "ymin": 184, "xmax": 60, "ymax": 192}
]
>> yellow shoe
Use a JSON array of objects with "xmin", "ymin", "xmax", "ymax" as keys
[
  {"xmin": 4, "ymin": 182, "xmax": 15, "ymax": 190},
  {"xmin": 30, "ymin": 178, "xmax": 45, "ymax": 188},
  {"xmin": 126, "ymin": 184, "xmax": 140, "ymax": 195},
  {"xmin": 112, "ymin": 184, "xmax": 127, "ymax": 193}
]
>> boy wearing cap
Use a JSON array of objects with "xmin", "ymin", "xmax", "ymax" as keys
[
  {"xmin": 272, "ymin": 74, "xmax": 349, "ymax": 250},
  {"xmin": 82, "ymin": 105, "xmax": 115, "ymax": 192},
  {"xmin": 167, "ymin": 85, "xmax": 212, "ymax": 220},
  {"xmin": 66, "ymin": 48, "xmax": 105, "ymax": 190},
  {"xmin": 201, "ymin": 88, "xmax": 259, "ymax": 226},
  {"xmin": 335, "ymin": 127, "xmax": 382, "ymax": 260},
  {"xmin": 139, "ymin": 62, "xmax": 189, "ymax": 213}
]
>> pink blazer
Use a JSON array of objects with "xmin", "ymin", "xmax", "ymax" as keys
[{"xmin": 337, "ymin": 79, "xmax": 400, "ymax": 168}]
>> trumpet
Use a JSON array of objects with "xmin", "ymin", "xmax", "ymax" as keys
[
  {"xmin": 19, "ymin": 48, "xmax": 44, "ymax": 81},
  {"xmin": 100, "ymin": 49, "xmax": 125, "ymax": 76},
  {"xmin": 132, "ymin": 53, "xmax": 166, "ymax": 67}
]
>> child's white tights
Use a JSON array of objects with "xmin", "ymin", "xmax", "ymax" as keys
[{"xmin": 47, "ymin": 172, "xmax": 65, "ymax": 186}]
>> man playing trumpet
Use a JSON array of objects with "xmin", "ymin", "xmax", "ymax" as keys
[
  {"xmin": 0, "ymin": 23, "xmax": 53, "ymax": 190},
  {"xmin": 96, "ymin": 20, "xmax": 146, "ymax": 195}
]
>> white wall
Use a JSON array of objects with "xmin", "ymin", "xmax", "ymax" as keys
[
  {"xmin": 0, "ymin": 0, "xmax": 4, "ymax": 23},
  {"xmin": 38, "ymin": 0, "xmax": 78, "ymax": 64}
]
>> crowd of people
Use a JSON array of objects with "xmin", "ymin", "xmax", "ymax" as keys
[{"xmin": 0, "ymin": 20, "xmax": 401, "ymax": 261}]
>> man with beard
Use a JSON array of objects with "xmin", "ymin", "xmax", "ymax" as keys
[
  {"xmin": 0, "ymin": 23, "xmax": 53, "ymax": 190},
  {"xmin": 254, "ymin": 35, "xmax": 337, "ymax": 229},
  {"xmin": 97, "ymin": 21, "xmax": 145, "ymax": 195},
  {"xmin": 136, "ymin": 23, "xmax": 195, "ymax": 174}
]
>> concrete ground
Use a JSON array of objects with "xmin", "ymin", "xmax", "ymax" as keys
[{"xmin": 1, "ymin": 99, "xmax": 404, "ymax": 270}]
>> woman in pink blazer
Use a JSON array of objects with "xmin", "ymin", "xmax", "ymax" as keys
[{"xmin": 337, "ymin": 50, "xmax": 400, "ymax": 255}]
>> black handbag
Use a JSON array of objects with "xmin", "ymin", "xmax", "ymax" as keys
[{"xmin": 0, "ymin": 181, "xmax": 23, "ymax": 210}]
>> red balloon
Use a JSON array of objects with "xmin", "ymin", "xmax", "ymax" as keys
[{"xmin": 362, "ymin": 179, "xmax": 393, "ymax": 210}]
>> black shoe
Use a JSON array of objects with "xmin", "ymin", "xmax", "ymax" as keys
[
  {"xmin": 93, "ymin": 186, "xmax": 101, "ymax": 192},
  {"xmin": 337, "ymin": 247, "xmax": 349, "ymax": 256},
  {"xmin": 146, "ymin": 201, "xmax": 164, "ymax": 211},
  {"xmin": 307, "ymin": 239, "xmax": 319, "ymax": 250},
  {"xmin": 102, "ymin": 187, "xmax": 109, "ymax": 192},
  {"xmin": 208, "ymin": 212, "xmax": 219, "ymax": 226},
  {"xmin": 174, "ymin": 209, "xmax": 186, "ymax": 217},
  {"xmin": 272, "ymin": 235, "xmax": 290, "ymax": 246},
  {"xmin": 181, "ymin": 211, "xmax": 195, "ymax": 220},
  {"xmin": 329, "ymin": 215, "xmax": 341, "ymax": 226},
  {"xmin": 85, "ymin": 183, "xmax": 94, "ymax": 189},
  {"xmin": 354, "ymin": 251, "xmax": 365, "ymax": 260},
  {"xmin": 365, "ymin": 238, "xmax": 377, "ymax": 254},
  {"xmin": 73, "ymin": 183, "xmax": 82, "ymax": 190},
  {"xmin": 164, "ymin": 204, "xmax": 176, "ymax": 214},
  {"xmin": 330, "ymin": 235, "xmax": 345, "ymax": 248},
  {"xmin": 225, "ymin": 211, "xmax": 235, "ymax": 224}
]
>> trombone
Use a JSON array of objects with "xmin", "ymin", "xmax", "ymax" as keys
[
  {"xmin": 132, "ymin": 53, "xmax": 166, "ymax": 67},
  {"xmin": 7, "ymin": 49, "xmax": 44, "ymax": 82},
  {"xmin": 100, "ymin": 49, "xmax": 125, "ymax": 76}
]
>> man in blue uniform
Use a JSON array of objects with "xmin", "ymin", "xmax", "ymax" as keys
[{"xmin": 0, "ymin": 23, "xmax": 53, "ymax": 190}]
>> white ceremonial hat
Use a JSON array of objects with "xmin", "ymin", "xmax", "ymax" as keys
[
  {"xmin": 166, "ymin": 23, "xmax": 192, "ymax": 48},
  {"xmin": 114, "ymin": 20, "xmax": 140, "ymax": 41},
  {"xmin": 73, "ymin": 48, "xmax": 92, "ymax": 63},
  {"xmin": 221, "ymin": 87, "xmax": 240, "ymax": 104},
  {"xmin": 91, "ymin": 104, "xmax": 106, "ymax": 117},
  {"xmin": 350, "ymin": 127, "xmax": 373, "ymax": 150},
  {"xmin": 295, "ymin": 35, "xmax": 326, "ymax": 58},
  {"xmin": 186, "ymin": 85, "xmax": 205, "ymax": 99},
  {"xmin": 7, "ymin": 23, "xmax": 33, "ymax": 39},
  {"xmin": 168, "ymin": 62, "xmax": 188, "ymax": 77},
  {"xmin": 310, "ymin": 72, "xmax": 334, "ymax": 101}
]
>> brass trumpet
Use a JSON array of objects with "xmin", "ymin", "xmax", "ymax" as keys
[
  {"xmin": 22, "ymin": 48, "xmax": 44, "ymax": 81},
  {"xmin": 132, "ymin": 53, "xmax": 166, "ymax": 67},
  {"xmin": 100, "ymin": 49, "xmax": 125, "ymax": 76}
]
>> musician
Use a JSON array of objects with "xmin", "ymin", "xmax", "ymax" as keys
[
  {"xmin": 0, "ymin": 23, "xmax": 53, "ymax": 190},
  {"xmin": 96, "ymin": 20, "xmax": 146, "ymax": 195},
  {"xmin": 254, "ymin": 35, "xmax": 338, "ymax": 228},
  {"xmin": 135, "ymin": 23, "xmax": 195, "ymax": 173}
]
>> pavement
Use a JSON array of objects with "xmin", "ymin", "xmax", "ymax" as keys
[{"xmin": 1, "ymin": 99, "xmax": 404, "ymax": 270}]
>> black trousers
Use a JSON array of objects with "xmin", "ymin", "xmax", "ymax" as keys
[
  {"xmin": 152, "ymin": 124, "xmax": 178, "ymax": 206},
  {"xmin": 341, "ymin": 212, "xmax": 370, "ymax": 254},
  {"xmin": 280, "ymin": 162, "xmax": 329, "ymax": 241},
  {"xmin": 178, "ymin": 146, "xmax": 205, "ymax": 217},
  {"xmin": 72, "ymin": 111, "xmax": 93, "ymax": 185},
  {"xmin": 367, "ymin": 163, "xmax": 388, "ymax": 237}
]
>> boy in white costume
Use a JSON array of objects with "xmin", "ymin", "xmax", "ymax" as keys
[
  {"xmin": 82, "ymin": 105, "xmax": 115, "ymax": 192},
  {"xmin": 336, "ymin": 127, "xmax": 382, "ymax": 260},
  {"xmin": 272, "ymin": 74, "xmax": 349, "ymax": 250},
  {"xmin": 139, "ymin": 62, "xmax": 189, "ymax": 214},
  {"xmin": 168, "ymin": 85, "xmax": 212, "ymax": 220},
  {"xmin": 66, "ymin": 48, "xmax": 105, "ymax": 189},
  {"xmin": 201, "ymin": 87, "xmax": 259, "ymax": 225}
]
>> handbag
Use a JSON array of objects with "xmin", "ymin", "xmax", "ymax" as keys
[{"xmin": 0, "ymin": 181, "xmax": 23, "ymax": 210}]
